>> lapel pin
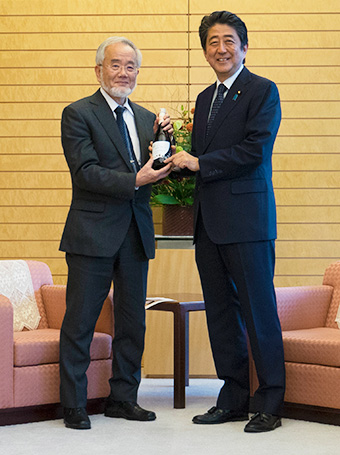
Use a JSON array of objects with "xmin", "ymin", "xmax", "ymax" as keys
[{"xmin": 232, "ymin": 91, "xmax": 242, "ymax": 101}]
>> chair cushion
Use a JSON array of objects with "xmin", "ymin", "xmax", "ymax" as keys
[
  {"xmin": 283, "ymin": 327, "xmax": 340, "ymax": 367},
  {"xmin": 13, "ymin": 328, "xmax": 112, "ymax": 367}
]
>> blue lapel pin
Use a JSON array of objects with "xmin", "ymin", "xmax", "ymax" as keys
[{"xmin": 233, "ymin": 90, "xmax": 242, "ymax": 101}]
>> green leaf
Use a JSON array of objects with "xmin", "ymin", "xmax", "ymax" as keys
[
  {"xmin": 184, "ymin": 197, "xmax": 194, "ymax": 206},
  {"xmin": 150, "ymin": 175, "xmax": 195, "ymax": 207},
  {"xmin": 173, "ymin": 120, "xmax": 183, "ymax": 131},
  {"xmin": 152, "ymin": 194, "xmax": 180, "ymax": 205}
]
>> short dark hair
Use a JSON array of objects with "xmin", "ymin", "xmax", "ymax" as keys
[{"xmin": 199, "ymin": 11, "xmax": 248, "ymax": 51}]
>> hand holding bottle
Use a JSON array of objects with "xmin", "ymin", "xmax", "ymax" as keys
[
  {"xmin": 135, "ymin": 155, "xmax": 172, "ymax": 187},
  {"xmin": 164, "ymin": 150, "xmax": 199, "ymax": 172},
  {"xmin": 152, "ymin": 108, "xmax": 174, "ymax": 169},
  {"xmin": 152, "ymin": 109, "xmax": 174, "ymax": 136}
]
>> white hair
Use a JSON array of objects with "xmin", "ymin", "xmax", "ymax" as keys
[{"xmin": 95, "ymin": 36, "xmax": 142, "ymax": 68}]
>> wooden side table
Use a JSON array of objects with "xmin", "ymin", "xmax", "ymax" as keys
[{"xmin": 146, "ymin": 293, "xmax": 205, "ymax": 409}]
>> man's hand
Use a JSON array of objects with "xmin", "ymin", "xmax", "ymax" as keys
[
  {"xmin": 165, "ymin": 151, "xmax": 199, "ymax": 172},
  {"xmin": 135, "ymin": 156, "xmax": 172, "ymax": 187},
  {"xmin": 153, "ymin": 112, "xmax": 174, "ymax": 135}
]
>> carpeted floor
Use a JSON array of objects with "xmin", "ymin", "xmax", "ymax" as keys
[{"xmin": 0, "ymin": 379, "xmax": 338, "ymax": 455}]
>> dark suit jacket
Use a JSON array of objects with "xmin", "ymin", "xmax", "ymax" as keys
[
  {"xmin": 192, "ymin": 67, "xmax": 281, "ymax": 245},
  {"xmin": 59, "ymin": 89, "xmax": 156, "ymax": 259}
]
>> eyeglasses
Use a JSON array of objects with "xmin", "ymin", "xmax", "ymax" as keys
[{"xmin": 99, "ymin": 63, "xmax": 138, "ymax": 74}]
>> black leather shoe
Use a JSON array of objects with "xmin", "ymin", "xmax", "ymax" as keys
[
  {"xmin": 63, "ymin": 407, "xmax": 91, "ymax": 430},
  {"xmin": 192, "ymin": 406, "xmax": 249, "ymax": 424},
  {"xmin": 104, "ymin": 400, "xmax": 156, "ymax": 421},
  {"xmin": 244, "ymin": 412, "xmax": 282, "ymax": 433}
]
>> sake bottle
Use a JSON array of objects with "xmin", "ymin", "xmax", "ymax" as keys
[{"xmin": 152, "ymin": 108, "xmax": 172, "ymax": 169}]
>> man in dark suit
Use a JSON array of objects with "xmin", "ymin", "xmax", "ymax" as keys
[
  {"xmin": 59, "ymin": 36, "xmax": 172, "ymax": 430},
  {"xmin": 166, "ymin": 11, "xmax": 285, "ymax": 433}
]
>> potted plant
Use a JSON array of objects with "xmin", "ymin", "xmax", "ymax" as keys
[{"xmin": 150, "ymin": 106, "xmax": 195, "ymax": 236}]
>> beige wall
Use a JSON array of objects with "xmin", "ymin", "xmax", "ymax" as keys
[{"xmin": 1, "ymin": 0, "xmax": 339, "ymax": 286}]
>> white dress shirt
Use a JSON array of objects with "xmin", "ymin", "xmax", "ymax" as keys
[
  {"xmin": 100, "ymin": 87, "xmax": 141, "ymax": 166},
  {"xmin": 208, "ymin": 64, "xmax": 244, "ymax": 118}
]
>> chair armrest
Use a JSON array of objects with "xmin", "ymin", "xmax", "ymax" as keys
[
  {"xmin": 42, "ymin": 285, "xmax": 114, "ymax": 337},
  {"xmin": 95, "ymin": 289, "xmax": 114, "ymax": 337},
  {"xmin": 275, "ymin": 285, "xmax": 333, "ymax": 331},
  {"xmin": 41, "ymin": 285, "xmax": 67, "ymax": 329},
  {"xmin": 0, "ymin": 296, "xmax": 14, "ymax": 408}
]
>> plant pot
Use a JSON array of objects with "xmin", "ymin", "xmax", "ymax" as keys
[{"xmin": 162, "ymin": 205, "xmax": 194, "ymax": 236}]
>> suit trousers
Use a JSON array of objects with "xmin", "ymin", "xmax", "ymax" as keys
[
  {"xmin": 195, "ymin": 215, "xmax": 285, "ymax": 415},
  {"xmin": 59, "ymin": 216, "xmax": 149, "ymax": 408}
]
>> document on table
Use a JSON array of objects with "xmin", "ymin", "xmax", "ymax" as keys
[{"xmin": 145, "ymin": 297, "xmax": 177, "ymax": 309}]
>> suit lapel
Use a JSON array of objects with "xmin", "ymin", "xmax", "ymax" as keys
[
  {"xmin": 194, "ymin": 84, "xmax": 215, "ymax": 153},
  {"xmin": 204, "ymin": 67, "xmax": 252, "ymax": 152},
  {"xmin": 202, "ymin": 84, "xmax": 216, "ymax": 131},
  {"xmin": 89, "ymin": 90, "xmax": 133, "ymax": 170},
  {"xmin": 129, "ymin": 101, "xmax": 151, "ymax": 167}
]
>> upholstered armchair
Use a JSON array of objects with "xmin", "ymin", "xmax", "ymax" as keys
[
  {"xmin": 249, "ymin": 261, "xmax": 340, "ymax": 418},
  {"xmin": 0, "ymin": 260, "xmax": 114, "ymax": 423}
]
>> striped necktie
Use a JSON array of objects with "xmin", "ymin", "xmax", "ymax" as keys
[
  {"xmin": 206, "ymin": 84, "xmax": 227, "ymax": 137},
  {"xmin": 115, "ymin": 106, "xmax": 139, "ymax": 172}
]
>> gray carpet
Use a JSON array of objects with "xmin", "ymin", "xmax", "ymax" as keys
[{"xmin": 0, "ymin": 379, "xmax": 338, "ymax": 455}]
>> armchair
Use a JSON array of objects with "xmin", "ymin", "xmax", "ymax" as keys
[
  {"xmin": 249, "ymin": 261, "xmax": 340, "ymax": 423},
  {"xmin": 0, "ymin": 260, "xmax": 114, "ymax": 425}
]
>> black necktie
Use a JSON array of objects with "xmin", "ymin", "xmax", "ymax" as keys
[
  {"xmin": 115, "ymin": 106, "xmax": 139, "ymax": 172},
  {"xmin": 206, "ymin": 84, "xmax": 227, "ymax": 137}
]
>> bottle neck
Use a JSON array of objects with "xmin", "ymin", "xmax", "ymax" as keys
[{"xmin": 158, "ymin": 108, "xmax": 166, "ymax": 125}]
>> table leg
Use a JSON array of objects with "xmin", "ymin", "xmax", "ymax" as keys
[{"xmin": 173, "ymin": 305, "xmax": 189, "ymax": 408}]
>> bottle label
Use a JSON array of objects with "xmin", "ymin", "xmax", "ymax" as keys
[{"xmin": 152, "ymin": 141, "xmax": 171, "ymax": 160}]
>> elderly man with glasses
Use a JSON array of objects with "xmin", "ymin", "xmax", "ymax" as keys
[{"xmin": 59, "ymin": 36, "xmax": 172, "ymax": 430}]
